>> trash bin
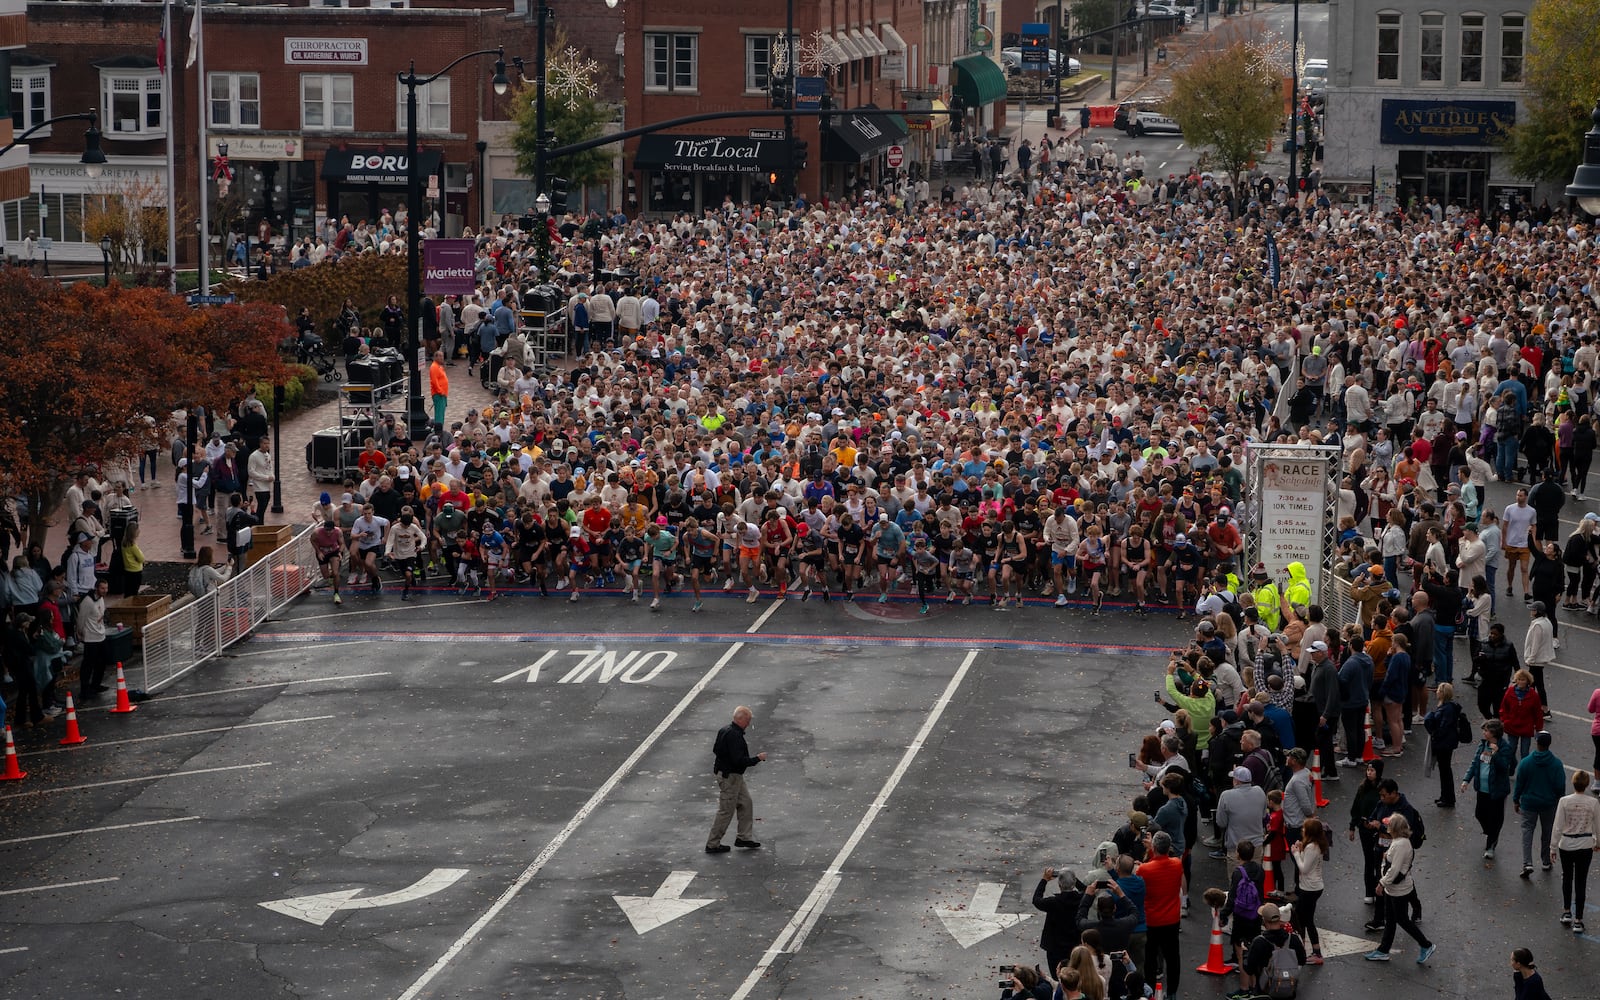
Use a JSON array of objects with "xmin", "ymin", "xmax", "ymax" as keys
[
  {"xmin": 105, "ymin": 625, "xmax": 135, "ymax": 666},
  {"xmin": 1046, "ymin": 110, "xmax": 1059, "ymax": 129}
]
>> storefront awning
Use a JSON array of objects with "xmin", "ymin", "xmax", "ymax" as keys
[
  {"xmin": 633, "ymin": 133, "xmax": 790, "ymax": 174},
  {"xmin": 880, "ymin": 23, "xmax": 907, "ymax": 54},
  {"xmin": 852, "ymin": 28, "xmax": 888, "ymax": 57},
  {"xmin": 952, "ymin": 53, "xmax": 1007, "ymax": 108},
  {"xmin": 822, "ymin": 106, "xmax": 909, "ymax": 163},
  {"xmin": 321, "ymin": 148, "xmax": 443, "ymax": 185},
  {"xmin": 834, "ymin": 31, "xmax": 864, "ymax": 61}
]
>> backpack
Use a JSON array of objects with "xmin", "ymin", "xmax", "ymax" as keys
[
  {"xmin": 1454, "ymin": 705, "xmax": 1473, "ymax": 745},
  {"xmin": 1249, "ymin": 747, "xmax": 1284, "ymax": 793},
  {"xmin": 1262, "ymin": 935, "xmax": 1301, "ymax": 998},
  {"xmin": 1232, "ymin": 866, "xmax": 1261, "ymax": 918}
]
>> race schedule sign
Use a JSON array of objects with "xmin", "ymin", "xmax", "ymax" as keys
[{"xmin": 1256, "ymin": 455, "xmax": 1331, "ymax": 578}]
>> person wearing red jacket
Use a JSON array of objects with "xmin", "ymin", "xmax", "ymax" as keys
[{"xmin": 1500, "ymin": 670, "xmax": 1545, "ymax": 761}]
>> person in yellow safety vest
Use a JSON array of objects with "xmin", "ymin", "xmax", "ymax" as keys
[
  {"xmin": 1250, "ymin": 562, "xmax": 1282, "ymax": 631},
  {"xmin": 1218, "ymin": 561, "xmax": 1243, "ymax": 596},
  {"xmin": 1283, "ymin": 561, "xmax": 1314, "ymax": 610}
]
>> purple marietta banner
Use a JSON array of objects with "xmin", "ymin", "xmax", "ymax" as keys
[{"xmin": 422, "ymin": 239, "xmax": 477, "ymax": 295}]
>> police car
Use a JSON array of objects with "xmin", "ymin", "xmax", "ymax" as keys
[{"xmin": 1129, "ymin": 109, "xmax": 1183, "ymax": 137}]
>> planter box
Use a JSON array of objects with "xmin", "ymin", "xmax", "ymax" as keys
[
  {"xmin": 107, "ymin": 594, "xmax": 172, "ymax": 647},
  {"xmin": 247, "ymin": 523, "xmax": 294, "ymax": 568}
]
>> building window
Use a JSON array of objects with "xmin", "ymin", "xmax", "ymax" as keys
[
  {"xmin": 101, "ymin": 70, "xmax": 164, "ymax": 137},
  {"xmin": 1500, "ymin": 14, "xmax": 1525, "ymax": 84},
  {"xmin": 10, "ymin": 67, "xmax": 50, "ymax": 134},
  {"xmin": 644, "ymin": 32, "xmax": 697, "ymax": 92},
  {"xmin": 746, "ymin": 34, "xmax": 778, "ymax": 94},
  {"xmin": 1418, "ymin": 12, "xmax": 1444, "ymax": 83},
  {"xmin": 301, "ymin": 74, "xmax": 354, "ymax": 131},
  {"xmin": 208, "ymin": 72, "xmax": 260, "ymax": 129},
  {"xmin": 1460, "ymin": 14, "xmax": 1484, "ymax": 84},
  {"xmin": 1376, "ymin": 12, "xmax": 1401, "ymax": 82},
  {"xmin": 396, "ymin": 78, "xmax": 450, "ymax": 133}
]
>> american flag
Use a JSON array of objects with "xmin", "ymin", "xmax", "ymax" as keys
[{"xmin": 156, "ymin": 7, "xmax": 167, "ymax": 74}]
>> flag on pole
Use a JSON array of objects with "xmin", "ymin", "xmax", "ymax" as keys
[
  {"xmin": 186, "ymin": 1, "xmax": 200, "ymax": 69},
  {"xmin": 156, "ymin": 5, "xmax": 168, "ymax": 74},
  {"xmin": 1265, "ymin": 230, "xmax": 1281, "ymax": 290}
]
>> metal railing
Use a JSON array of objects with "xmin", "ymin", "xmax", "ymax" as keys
[{"xmin": 137, "ymin": 525, "xmax": 316, "ymax": 693}]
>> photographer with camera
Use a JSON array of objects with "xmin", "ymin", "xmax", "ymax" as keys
[
  {"xmin": 1033, "ymin": 867, "xmax": 1085, "ymax": 976},
  {"xmin": 998, "ymin": 963, "xmax": 1051, "ymax": 1000}
]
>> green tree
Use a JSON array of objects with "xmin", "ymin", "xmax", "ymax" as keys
[
  {"xmin": 1165, "ymin": 40, "xmax": 1281, "ymax": 185},
  {"xmin": 1071, "ymin": 0, "xmax": 1120, "ymax": 41},
  {"xmin": 1501, "ymin": 4, "xmax": 1600, "ymax": 183},
  {"xmin": 509, "ymin": 32, "xmax": 615, "ymax": 193}
]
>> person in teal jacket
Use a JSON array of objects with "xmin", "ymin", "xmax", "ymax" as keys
[
  {"xmin": 1512, "ymin": 730, "xmax": 1567, "ymax": 877},
  {"xmin": 1460, "ymin": 718, "xmax": 1515, "ymax": 862}
]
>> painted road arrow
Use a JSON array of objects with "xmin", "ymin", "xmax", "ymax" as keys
[
  {"xmin": 614, "ymin": 870, "xmax": 716, "ymax": 934},
  {"xmin": 933, "ymin": 882, "xmax": 1032, "ymax": 948},
  {"xmin": 260, "ymin": 868, "xmax": 470, "ymax": 927}
]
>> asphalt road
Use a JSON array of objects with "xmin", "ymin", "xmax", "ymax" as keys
[{"xmin": 1, "ymin": 471, "xmax": 1596, "ymax": 1000}]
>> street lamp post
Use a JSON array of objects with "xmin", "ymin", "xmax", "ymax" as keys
[
  {"xmin": 0, "ymin": 110, "xmax": 106, "ymax": 172},
  {"xmin": 1288, "ymin": 0, "xmax": 1302, "ymax": 191},
  {"xmin": 398, "ymin": 49, "xmax": 510, "ymax": 436},
  {"xmin": 475, "ymin": 139, "xmax": 489, "ymax": 231},
  {"xmin": 1565, "ymin": 100, "xmax": 1600, "ymax": 217},
  {"xmin": 99, "ymin": 235, "xmax": 113, "ymax": 286}
]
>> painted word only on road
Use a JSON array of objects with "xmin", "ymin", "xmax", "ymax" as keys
[{"xmin": 492, "ymin": 650, "xmax": 679, "ymax": 685}]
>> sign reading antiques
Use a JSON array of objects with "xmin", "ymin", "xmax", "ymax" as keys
[{"xmin": 1379, "ymin": 100, "xmax": 1516, "ymax": 147}]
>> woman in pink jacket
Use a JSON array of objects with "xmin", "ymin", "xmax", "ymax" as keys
[{"xmin": 1588, "ymin": 687, "xmax": 1600, "ymax": 774}]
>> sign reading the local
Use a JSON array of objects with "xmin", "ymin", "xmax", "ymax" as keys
[
  {"xmin": 422, "ymin": 239, "xmax": 476, "ymax": 295},
  {"xmin": 1257, "ymin": 458, "xmax": 1328, "ymax": 577},
  {"xmin": 1379, "ymin": 100, "xmax": 1515, "ymax": 147},
  {"xmin": 285, "ymin": 37, "xmax": 369, "ymax": 66}
]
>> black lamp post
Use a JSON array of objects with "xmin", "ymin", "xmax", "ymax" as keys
[
  {"xmin": 399, "ymin": 49, "xmax": 510, "ymax": 436},
  {"xmin": 474, "ymin": 138, "xmax": 489, "ymax": 230},
  {"xmin": 0, "ymin": 110, "xmax": 105, "ymax": 173},
  {"xmin": 99, "ymin": 235, "xmax": 112, "ymax": 286},
  {"xmin": 1287, "ymin": 0, "xmax": 1302, "ymax": 190},
  {"xmin": 1566, "ymin": 100, "xmax": 1600, "ymax": 217},
  {"xmin": 271, "ymin": 383, "xmax": 284, "ymax": 514}
]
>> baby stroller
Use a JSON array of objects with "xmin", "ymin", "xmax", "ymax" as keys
[{"xmin": 297, "ymin": 330, "xmax": 341, "ymax": 382}]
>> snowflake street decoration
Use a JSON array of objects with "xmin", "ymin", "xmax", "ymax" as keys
[
  {"xmin": 1245, "ymin": 31, "xmax": 1290, "ymax": 77},
  {"xmin": 797, "ymin": 30, "xmax": 844, "ymax": 74},
  {"xmin": 547, "ymin": 46, "xmax": 600, "ymax": 111}
]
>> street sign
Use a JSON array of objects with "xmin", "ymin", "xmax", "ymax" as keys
[
  {"xmin": 186, "ymin": 294, "xmax": 237, "ymax": 306},
  {"xmin": 885, "ymin": 145, "xmax": 904, "ymax": 168},
  {"xmin": 748, "ymin": 128, "xmax": 786, "ymax": 140}
]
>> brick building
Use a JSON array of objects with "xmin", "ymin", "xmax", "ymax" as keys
[
  {"xmin": 621, "ymin": 0, "xmax": 927, "ymax": 213},
  {"xmin": 0, "ymin": 0, "xmax": 28, "ymax": 206},
  {"xmin": 2, "ymin": 0, "xmax": 627, "ymax": 266}
]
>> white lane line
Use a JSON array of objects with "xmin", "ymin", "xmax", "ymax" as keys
[
  {"xmin": 0, "ymin": 877, "xmax": 120, "ymax": 897},
  {"xmin": 1552, "ymin": 710, "xmax": 1589, "ymax": 724},
  {"xmin": 27, "ymin": 715, "xmax": 335, "ymax": 757},
  {"xmin": 1556, "ymin": 620, "xmax": 1600, "ymax": 636},
  {"xmin": 0, "ymin": 947, "xmax": 28, "ymax": 955},
  {"xmin": 79, "ymin": 671, "xmax": 391, "ymax": 713},
  {"xmin": 226, "ymin": 640, "xmax": 373, "ymax": 660},
  {"xmin": 731, "ymin": 649, "xmax": 981, "ymax": 998},
  {"xmin": 1551, "ymin": 660, "xmax": 1600, "ymax": 679},
  {"xmin": 0, "ymin": 816, "xmax": 199, "ymax": 846},
  {"xmin": 748, "ymin": 598, "xmax": 785, "ymax": 634},
  {"xmin": 277, "ymin": 601, "xmax": 489, "ymax": 624},
  {"xmin": 395, "ymin": 641, "xmax": 752, "ymax": 1000},
  {"xmin": 0, "ymin": 762, "xmax": 271, "ymax": 799}
]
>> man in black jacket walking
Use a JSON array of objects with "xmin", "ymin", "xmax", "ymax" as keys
[
  {"xmin": 706, "ymin": 705, "xmax": 767, "ymax": 853},
  {"xmin": 1033, "ymin": 867, "xmax": 1084, "ymax": 976}
]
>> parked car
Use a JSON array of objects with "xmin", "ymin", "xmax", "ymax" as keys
[
  {"xmin": 1145, "ymin": 3, "xmax": 1190, "ymax": 24},
  {"xmin": 999, "ymin": 47, "xmax": 1082, "ymax": 78},
  {"xmin": 1300, "ymin": 58, "xmax": 1328, "ymax": 105},
  {"xmin": 1130, "ymin": 109, "xmax": 1183, "ymax": 137}
]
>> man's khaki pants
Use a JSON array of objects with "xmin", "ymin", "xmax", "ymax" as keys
[{"xmin": 707, "ymin": 771, "xmax": 753, "ymax": 847}]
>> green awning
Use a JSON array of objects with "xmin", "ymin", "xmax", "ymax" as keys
[{"xmin": 952, "ymin": 53, "xmax": 1007, "ymax": 108}]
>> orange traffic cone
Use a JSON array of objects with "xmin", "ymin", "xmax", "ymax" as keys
[
  {"xmin": 1195, "ymin": 907, "xmax": 1237, "ymax": 975},
  {"xmin": 0, "ymin": 726, "xmax": 27, "ymax": 781},
  {"xmin": 1151, "ymin": 977, "xmax": 1164, "ymax": 1000},
  {"xmin": 1310, "ymin": 749, "xmax": 1331, "ymax": 807},
  {"xmin": 1361, "ymin": 705, "xmax": 1379, "ymax": 762},
  {"xmin": 1262, "ymin": 854, "xmax": 1277, "ymax": 896},
  {"xmin": 110, "ymin": 662, "xmax": 137, "ymax": 715},
  {"xmin": 58, "ymin": 693, "xmax": 88, "ymax": 746}
]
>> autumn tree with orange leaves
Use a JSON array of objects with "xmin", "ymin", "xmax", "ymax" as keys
[{"xmin": 0, "ymin": 269, "xmax": 292, "ymax": 545}]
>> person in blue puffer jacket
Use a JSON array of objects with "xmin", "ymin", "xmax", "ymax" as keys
[{"xmin": 1513, "ymin": 730, "xmax": 1567, "ymax": 878}]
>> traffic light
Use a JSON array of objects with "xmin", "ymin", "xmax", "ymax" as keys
[
  {"xmin": 791, "ymin": 137, "xmax": 809, "ymax": 171},
  {"xmin": 769, "ymin": 72, "xmax": 792, "ymax": 109},
  {"xmin": 549, "ymin": 176, "xmax": 570, "ymax": 215}
]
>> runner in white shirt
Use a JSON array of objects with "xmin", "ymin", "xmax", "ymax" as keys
[
  {"xmin": 1501, "ymin": 487, "xmax": 1538, "ymax": 600},
  {"xmin": 350, "ymin": 505, "xmax": 390, "ymax": 595}
]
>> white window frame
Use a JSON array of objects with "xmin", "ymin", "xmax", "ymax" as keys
[
  {"xmin": 301, "ymin": 73, "xmax": 354, "ymax": 131},
  {"xmin": 1499, "ymin": 13, "xmax": 1525, "ymax": 86},
  {"xmin": 396, "ymin": 78, "xmax": 450, "ymax": 133},
  {"xmin": 208, "ymin": 72, "xmax": 261, "ymax": 130},
  {"xmin": 1459, "ymin": 13, "xmax": 1485, "ymax": 85},
  {"xmin": 745, "ymin": 33, "xmax": 779, "ymax": 95},
  {"xmin": 1375, "ymin": 12, "xmax": 1402, "ymax": 83},
  {"xmin": 1418, "ymin": 12, "xmax": 1444, "ymax": 84},
  {"xmin": 644, "ymin": 31, "xmax": 698, "ymax": 93},
  {"xmin": 11, "ymin": 66, "xmax": 51, "ymax": 135},
  {"xmin": 100, "ymin": 69, "xmax": 165, "ymax": 138}
]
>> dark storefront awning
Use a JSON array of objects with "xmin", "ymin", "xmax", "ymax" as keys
[
  {"xmin": 952, "ymin": 53, "xmax": 1007, "ymax": 108},
  {"xmin": 632, "ymin": 134, "xmax": 790, "ymax": 174},
  {"xmin": 321, "ymin": 148, "xmax": 444, "ymax": 186},
  {"xmin": 822, "ymin": 105, "xmax": 909, "ymax": 163}
]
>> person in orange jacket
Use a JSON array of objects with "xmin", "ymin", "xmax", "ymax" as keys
[{"xmin": 428, "ymin": 350, "xmax": 450, "ymax": 432}]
